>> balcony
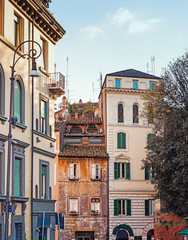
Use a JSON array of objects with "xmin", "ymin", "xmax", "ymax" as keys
[{"xmin": 48, "ymin": 72, "xmax": 65, "ymax": 98}]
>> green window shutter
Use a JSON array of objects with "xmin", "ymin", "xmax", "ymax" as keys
[
  {"xmin": 126, "ymin": 162, "xmax": 130, "ymax": 180},
  {"xmin": 42, "ymin": 165, "xmax": 46, "ymax": 175},
  {"xmin": 14, "ymin": 158, "xmax": 21, "ymax": 196},
  {"xmin": 117, "ymin": 132, "xmax": 126, "ymax": 149},
  {"xmin": 145, "ymin": 200, "xmax": 149, "ymax": 216},
  {"xmin": 114, "ymin": 162, "xmax": 119, "ymax": 179},
  {"xmin": 14, "ymin": 80, "xmax": 21, "ymax": 123},
  {"xmin": 114, "ymin": 199, "xmax": 118, "ymax": 216},
  {"xmin": 126, "ymin": 200, "xmax": 131, "ymax": 216},
  {"xmin": 145, "ymin": 167, "xmax": 150, "ymax": 180}
]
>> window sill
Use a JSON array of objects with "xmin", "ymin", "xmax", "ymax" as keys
[
  {"xmin": 91, "ymin": 212, "xmax": 100, "ymax": 215},
  {"xmin": 69, "ymin": 177, "xmax": 79, "ymax": 181},
  {"xmin": 11, "ymin": 196, "xmax": 29, "ymax": 202},
  {"xmin": 69, "ymin": 212, "xmax": 78, "ymax": 216},
  {"xmin": 39, "ymin": 66, "xmax": 49, "ymax": 77},
  {"xmin": 90, "ymin": 178, "xmax": 101, "ymax": 181},
  {"xmin": 13, "ymin": 122, "xmax": 27, "ymax": 132},
  {"xmin": 0, "ymin": 115, "xmax": 7, "ymax": 124}
]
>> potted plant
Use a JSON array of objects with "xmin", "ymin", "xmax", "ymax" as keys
[{"xmin": 70, "ymin": 210, "xmax": 77, "ymax": 215}]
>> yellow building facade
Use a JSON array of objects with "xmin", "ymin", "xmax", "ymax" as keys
[{"xmin": 0, "ymin": 0, "xmax": 65, "ymax": 239}]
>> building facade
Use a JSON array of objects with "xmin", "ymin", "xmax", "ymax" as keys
[
  {"xmin": 54, "ymin": 117, "xmax": 109, "ymax": 240},
  {"xmin": 99, "ymin": 69, "xmax": 161, "ymax": 240},
  {"xmin": 0, "ymin": 0, "xmax": 65, "ymax": 239}
]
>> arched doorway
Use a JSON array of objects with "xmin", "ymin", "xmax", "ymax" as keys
[
  {"xmin": 147, "ymin": 229, "xmax": 154, "ymax": 240},
  {"xmin": 116, "ymin": 229, "xmax": 129, "ymax": 240}
]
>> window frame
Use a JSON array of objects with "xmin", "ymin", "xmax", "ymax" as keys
[
  {"xmin": 117, "ymin": 132, "xmax": 126, "ymax": 149},
  {"xmin": 133, "ymin": 103, "xmax": 139, "ymax": 124},
  {"xmin": 13, "ymin": 75, "xmax": 25, "ymax": 125},
  {"xmin": 115, "ymin": 78, "xmax": 121, "ymax": 88},
  {"xmin": 69, "ymin": 198, "xmax": 79, "ymax": 215},
  {"xmin": 114, "ymin": 162, "xmax": 130, "ymax": 180},
  {"xmin": 118, "ymin": 103, "xmax": 124, "ymax": 123},
  {"xmin": 91, "ymin": 198, "xmax": 100, "ymax": 214},
  {"xmin": 40, "ymin": 36, "xmax": 48, "ymax": 71},
  {"xmin": 133, "ymin": 80, "xmax": 138, "ymax": 89},
  {"xmin": 90, "ymin": 163, "xmax": 100, "ymax": 180},
  {"xmin": 149, "ymin": 81, "xmax": 154, "ymax": 90},
  {"xmin": 69, "ymin": 163, "xmax": 79, "ymax": 180},
  {"xmin": 14, "ymin": 11, "xmax": 24, "ymax": 51},
  {"xmin": 39, "ymin": 160, "xmax": 50, "ymax": 199},
  {"xmin": 114, "ymin": 199, "xmax": 131, "ymax": 216},
  {"xmin": 39, "ymin": 94, "xmax": 49, "ymax": 135},
  {"xmin": 145, "ymin": 199, "xmax": 155, "ymax": 216}
]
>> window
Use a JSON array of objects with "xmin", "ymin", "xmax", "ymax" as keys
[
  {"xmin": 133, "ymin": 104, "xmax": 139, "ymax": 124},
  {"xmin": 87, "ymin": 125, "xmax": 98, "ymax": 133},
  {"xmin": 14, "ymin": 76, "xmax": 25, "ymax": 125},
  {"xmin": 0, "ymin": 64, "xmax": 5, "ymax": 115},
  {"xmin": 114, "ymin": 199, "xmax": 131, "ymax": 216},
  {"xmin": 40, "ymin": 160, "xmax": 49, "ymax": 199},
  {"xmin": 145, "ymin": 199, "xmax": 155, "ymax": 216},
  {"xmin": 114, "ymin": 162, "xmax": 130, "ymax": 180},
  {"xmin": 145, "ymin": 166, "xmax": 150, "ymax": 180},
  {"xmin": 69, "ymin": 198, "xmax": 78, "ymax": 214},
  {"xmin": 115, "ymin": 79, "xmax": 121, "ymax": 88},
  {"xmin": 89, "ymin": 139, "xmax": 102, "ymax": 143},
  {"xmin": 117, "ymin": 132, "xmax": 126, "ymax": 149},
  {"xmin": 67, "ymin": 139, "xmax": 81, "ymax": 144},
  {"xmin": 91, "ymin": 163, "xmax": 100, "ymax": 180},
  {"xmin": 69, "ymin": 163, "xmax": 78, "ymax": 180},
  {"xmin": 91, "ymin": 198, "xmax": 100, "ymax": 214},
  {"xmin": 15, "ymin": 223, "xmax": 22, "ymax": 240},
  {"xmin": 40, "ymin": 95, "xmax": 49, "ymax": 135},
  {"xmin": 0, "ymin": 141, "xmax": 5, "ymax": 195},
  {"xmin": 39, "ymin": 228, "xmax": 47, "ymax": 240},
  {"xmin": 14, "ymin": 158, "xmax": 21, "ymax": 196},
  {"xmin": 118, "ymin": 103, "xmax": 124, "ymax": 123},
  {"xmin": 133, "ymin": 80, "xmax": 138, "ymax": 89},
  {"xmin": 70, "ymin": 126, "xmax": 82, "ymax": 134},
  {"xmin": 149, "ymin": 81, "xmax": 154, "ymax": 90},
  {"xmin": 40, "ymin": 36, "xmax": 48, "ymax": 71},
  {"xmin": 14, "ymin": 12, "xmax": 24, "ymax": 51}
]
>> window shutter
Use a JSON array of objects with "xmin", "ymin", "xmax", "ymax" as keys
[
  {"xmin": 14, "ymin": 158, "xmax": 21, "ymax": 196},
  {"xmin": 145, "ymin": 167, "xmax": 150, "ymax": 180},
  {"xmin": 114, "ymin": 162, "xmax": 119, "ymax": 179},
  {"xmin": 117, "ymin": 133, "xmax": 121, "ymax": 148},
  {"xmin": 117, "ymin": 132, "xmax": 126, "ymax": 149},
  {"xmin": 126, "ymin": 199, "xmax": 131, "ymax": 216},
  {"xmin": 126, "ymin": 162, "xmax": 130, "ymax": 180},
  {"xmin": 114, "ymin": 199, "xmax": 118, "ymax": 216},
  {"xmin": 14, "ymin": 80, "xmax": 21, "ymax": 123},
  {"xmin": 145, "ymin": 200, "xmax": 149, "ymax": 216},
  {"xmin": 91, "ymin": 164, "xmax": 95, "ymax": 179},
  {"xmin": 121, "ymin": 132, "xmax": 126, "ymax": 148},
  {"xmin": 69, "ymin": 164, "xmax": 74, "ymax": 178}
]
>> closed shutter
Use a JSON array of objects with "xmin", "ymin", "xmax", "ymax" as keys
[
  {"xmin": 126, "ymin": 162, "xmax": 130, "ymax": 180},
  {"xmin": 145, "ymin": 200, "xmax": 149, "ymax": 216},
  {"xmin": 117, "ymin": 132, "xmax": 121, "ymax": 148},
  {"xmin": 15, "ymin": 223, "xmax": 22, "ymax": 240},
  {"xmin": 69, "ymin": 163, "xmax": 74, "ymax": 179},
  {"xmin": 114, "ymin": 162, "xmax": 119, "ymax": 179},
  {"xmin": 114, "ymin": 199, "xmax": 118, "ymax": 216},
  {"xmin": 117, "ymin": 132, "xmax": 126, "ymax": 149},
  {"xmin": 14, "ymin": 158, "xmax": 21, "ymax": 196},
  {"xmin": 126, "ymin": 200, "xmax": 131, "ymax": 216},
  {"xmin": 122, "ymin": 132, "xmax": 126, "ymax": 148}
]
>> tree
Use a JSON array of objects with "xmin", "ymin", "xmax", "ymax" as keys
[{"xmin": 142, "ymin": 51, "xmax": 188, "ymax": 217}]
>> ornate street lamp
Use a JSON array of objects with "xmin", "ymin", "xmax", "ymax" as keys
[{"xmin": 5, "ymin": 40, "xmax": 42, "ymax": 240}]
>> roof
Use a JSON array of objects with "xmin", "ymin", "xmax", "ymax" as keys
[
  {"xmin": 179, "ymin": 228, "xmax": 188, "ymax": 236},
  {"xmin": 66, "ymin": 117, "xmax": 102, "ymax": 125},
  {"xmin": 59, "ymin": 145, "xmax": 108, "ymax": 158},
  {"xmin": 55, "ymin": 121, "xmax": 65, "ymax": 131},
  {"xmin": 106, "ymin": 69, "xmax": 160, "ymax": 79}
]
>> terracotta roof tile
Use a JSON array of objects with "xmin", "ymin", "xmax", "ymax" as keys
[
  {"xmin": 55, "ymin": 121, "xmax": 65, "ymax": 130},
  {"xmin": 66, "ymin": 117, "xmax": 102, "ymax": 125},
  {"xmin": 59, "ymin": 145, "xmax": 108, "ymax": 158}
]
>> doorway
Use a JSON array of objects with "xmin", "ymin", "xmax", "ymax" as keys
[
  {"xmin": 147, "ymin": 229, "xmax": 154, "ymax": 240},
  {"xmin": 116, "ymin": 229, "xmax": 129, "ymax": 240}
]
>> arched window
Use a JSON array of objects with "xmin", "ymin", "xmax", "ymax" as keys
[
  {"xmin": 117, "ymin": 132, "xmax": 126, "ymax": 149},
  {"xmin": 70, "ymin": 126, "xmax": 82, "ymax": 134},
  {"xmin": 118, "ymin": 103, "xmax": 124, "ymax": 123},
  {"xmin": 133, "ymin": 104, "xmax": 139, "ymax": 124},
  {"xmin": 14, "ymin": 76, "xmax": 25, "ymax": 124},
  {"xmin": 87, "ymin": 125, "xmax": 98, "ymax": 133},
  {"xmin": 0, "ymin": 64, "xmax": 5, "ymax": 115}
]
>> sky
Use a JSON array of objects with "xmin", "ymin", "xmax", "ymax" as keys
[{"xmin": 49, "ymin": 0, "xmax": 188, "ymax": 105}]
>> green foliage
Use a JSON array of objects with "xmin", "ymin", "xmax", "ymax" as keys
[{"xmin": 142, "ymin": 51, "xmax": 188, "ymax": 217}]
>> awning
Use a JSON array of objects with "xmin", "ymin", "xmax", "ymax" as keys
[{"xmin": 179, "ymin": 228, "xmax": 188, "ymax": 236}]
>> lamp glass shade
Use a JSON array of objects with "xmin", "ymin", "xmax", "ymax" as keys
[{"xmin": 30, "ymin": 61, "xmax": 40, "ymax": 77}]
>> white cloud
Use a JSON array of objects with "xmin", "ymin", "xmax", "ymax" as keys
[
  {"xmin": 128, "ymin": 18, "xmax": 161, "ymax": 34},
  {"xmin": 80, "ymin": 26, "xmax": 104, "ymax": 38},
  {"xmin": 108, "ymin": 8, "xmax": 135, "ymax": 27}
]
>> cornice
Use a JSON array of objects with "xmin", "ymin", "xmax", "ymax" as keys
[
  {"xmin": 9, "ymin": 0, "xmax": 66, "ymax": 44},
  {"xmin": 104, "ymin": 87, "xmax": 146, "ymax": 94}
]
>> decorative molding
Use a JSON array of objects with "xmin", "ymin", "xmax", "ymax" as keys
[
  {"xmin": 11, "ymin": 196, "xmax": 29, "ymax": 202},
  {"xmin": 33, "ymin": 146, "xmax": 56, "ymax": 158},
  {"xmin": 12, "ymin": 139, "xmax": 30, "ymax": 148},
  {"xmin": 0, "ymin": 134, "xmax": 8, "ymax": 142},
  {"xmin": 115, "ymin": 153, "xmax": 130, "ymax": 161},
  {"xmin": 33, "ymin": 130, "xmax": 56, "ymax": 142}
]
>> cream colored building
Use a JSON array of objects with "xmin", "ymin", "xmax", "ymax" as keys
[
  {"xmin": 99, "ymin": 69, "xmax": 161, "ymax": 240},
  {"xmin": 0, "ymin": 0, "xmax": 65, "ymax": 239}
]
